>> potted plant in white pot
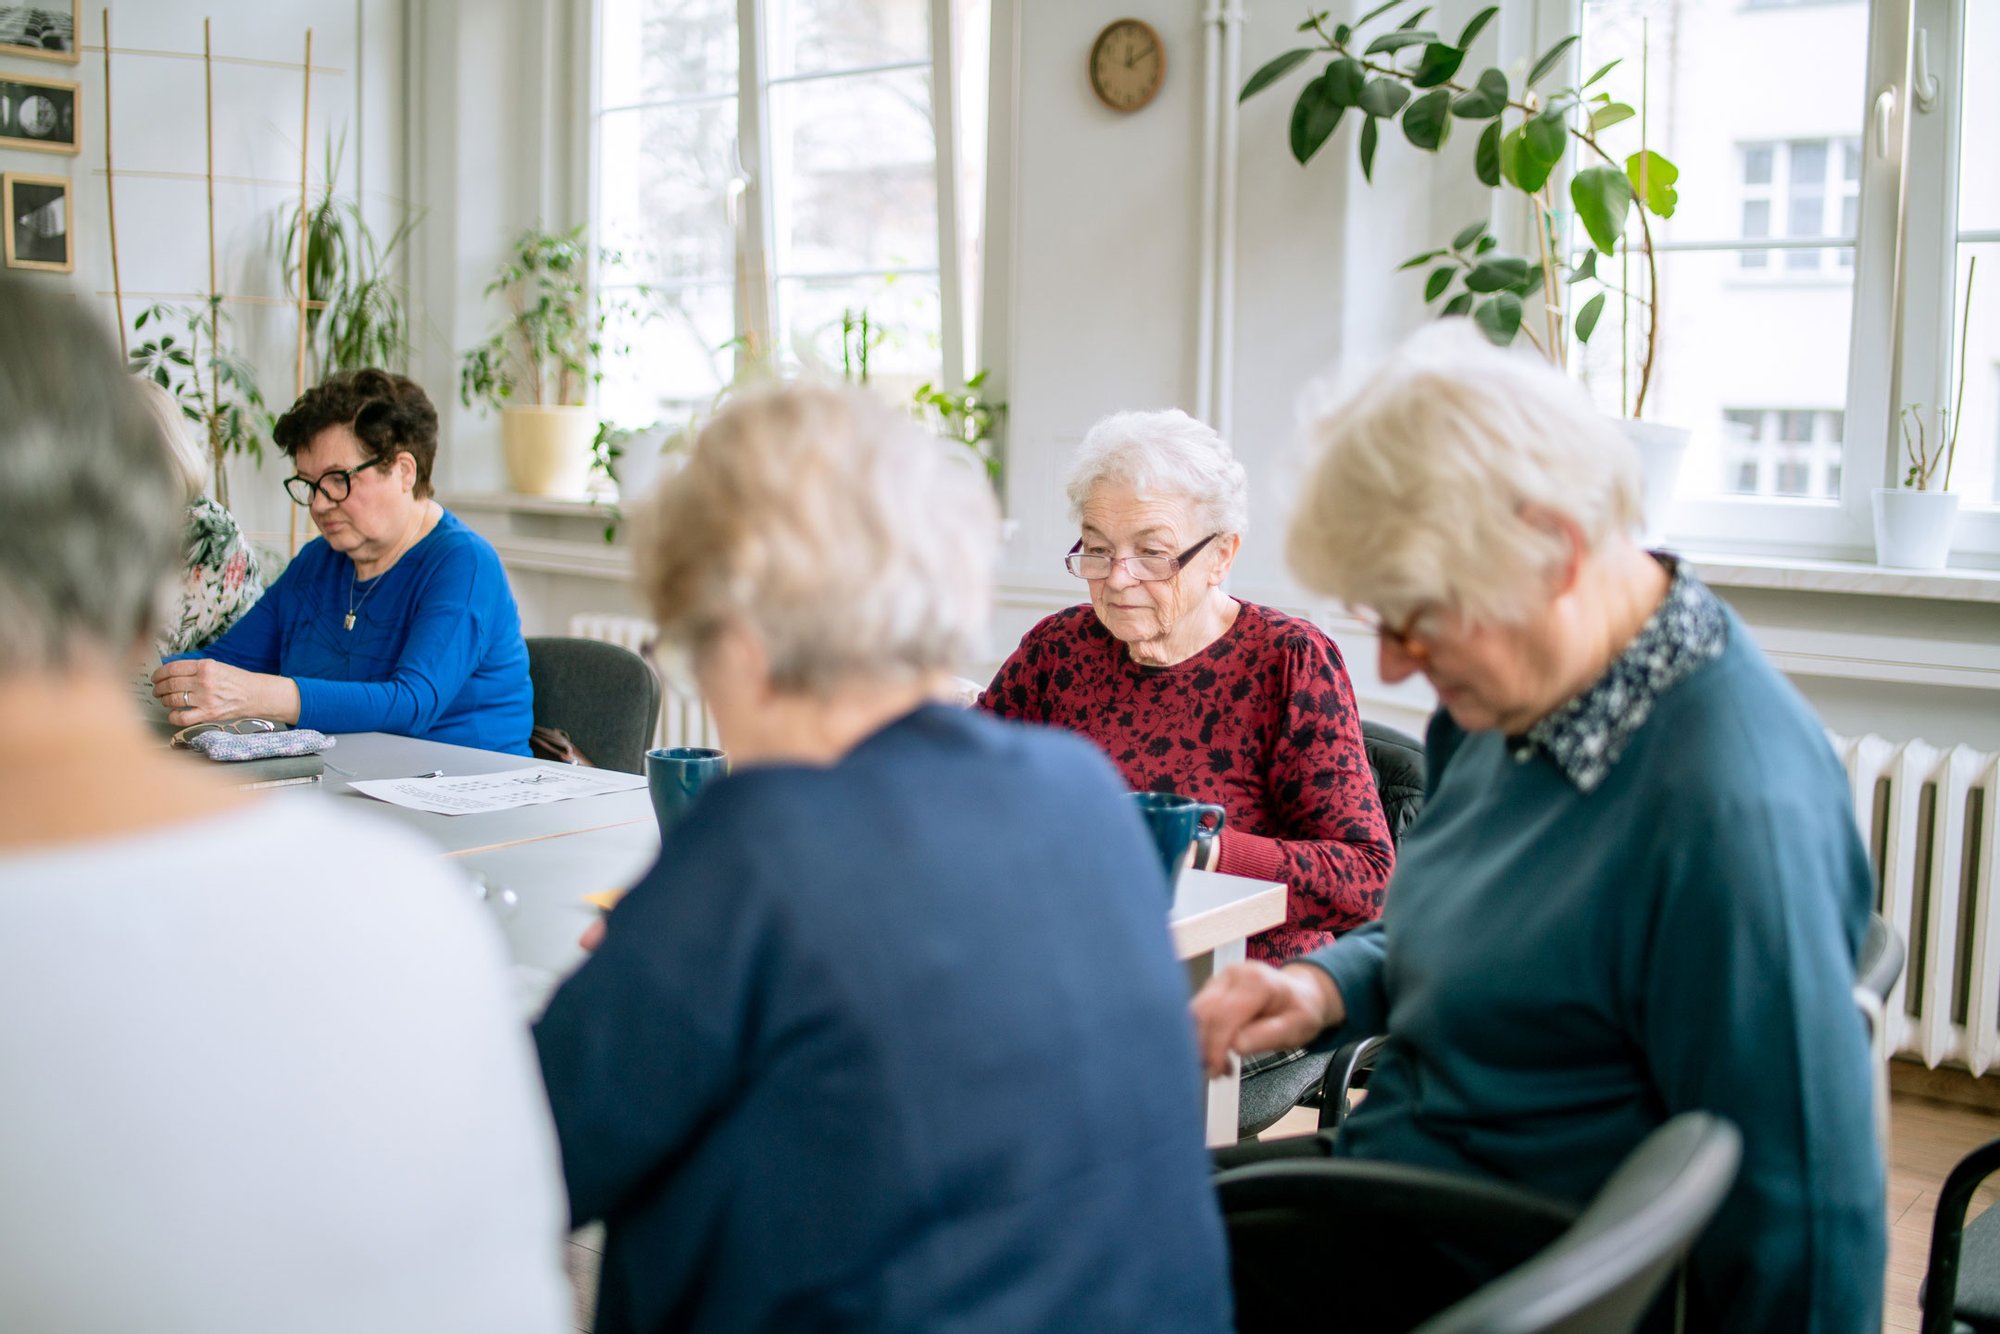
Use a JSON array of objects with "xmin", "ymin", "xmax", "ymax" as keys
[
  {"xmin": 1874, "ymin": 258, "xmax": 1976, "ymax": 569},
  {"xmin": 1243, "ymin": 1, "xmax": 1687, "ymax": 534},
  {"xmin": 460, "ymin": 225, "xmax": 646, "ymax": 497}
]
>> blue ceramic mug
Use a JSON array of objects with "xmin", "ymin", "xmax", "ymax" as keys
[
  {"xmin": 1130, "ymin": 791, "xmax": 1226, "ymax": 886},
  {"xmin": 645, "ymin": 746, "xmax": 728, "ymax": 836}
]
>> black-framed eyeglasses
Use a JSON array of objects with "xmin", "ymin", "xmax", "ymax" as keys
[
  {"xmin": 283, "ymin": 461, "xmax": 381, "ymax": 507},
  {"xmin": 1065, "ymin": 533, "xmax": 1219, "ymax": 582},
  {"xmin": 1349, "ymin": 604, "xmax": 1444, "ymax": 663}
]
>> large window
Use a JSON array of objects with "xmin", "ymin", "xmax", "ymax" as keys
[
  {"xmin": 1565, "ymin": 0, "xmax": 1999, "ymax": 562},
  {"xmin": 592, "ymin": 0, "xmax": 986, "ymax": 429}
]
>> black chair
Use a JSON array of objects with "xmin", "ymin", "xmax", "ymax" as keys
[
  {"xmin": 525, "ymin": 636, "xmax": 661, "ymax": 776},
  {"xmin": 1233, "ymin": 720, "xmax": 1426, "ymax": 1138},
  {"xmin": 1216, "ymin": 1113, "xmax": 1741, "ymax": 1333}
]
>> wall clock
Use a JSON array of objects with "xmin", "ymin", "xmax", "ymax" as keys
[{"xmin": 1089, "ymin": 18, "xmax": 1164, "ymax": 113}]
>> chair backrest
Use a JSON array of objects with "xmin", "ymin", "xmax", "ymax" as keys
[
  {"xmin": 526, "ymin": 636, "xmax": 662, "ymax": 776},
  {"xmin": 1361, "ymin": 720, "xmax": 1426, "ymax": 847},
  {"xmin": 1415, "ymin": 1113, "xmax": 1743, "ymax": 1334}
]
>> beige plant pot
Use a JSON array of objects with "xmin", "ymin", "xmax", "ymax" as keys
[{"xmin": 502, "ymin": 406, "xmax": 598, "ymax": 497}]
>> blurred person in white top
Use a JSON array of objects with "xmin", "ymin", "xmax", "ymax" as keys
[{"xmin": 0, "ymin": 275, "xmax": 570, "ymax": 1333}]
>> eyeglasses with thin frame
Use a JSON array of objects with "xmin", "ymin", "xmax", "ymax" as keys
[
  {"xmin": 170, "ymin": 717, "xmax": 279, "ymax": 748},
  {"xmin": 1350, "ymin": 605, "xmax": 1445, "ymax": 664},
  {"xmin": 1065, "ymin": 533, "xmax": 1220, "ymax": 582},
  {"xmin": 283, "ymin": 461, "xmax": 384, "ymax": 507}
]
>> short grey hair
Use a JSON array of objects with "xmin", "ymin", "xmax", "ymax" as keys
[
  {"xmin": 0, "ymin": 279, "xmax": 183, "ymax": 672},
  {"xmin": 135, "ymin": 376, "xmax": 206, "ymax": 503},
  {"xmin": 632, "ymin": 381, "xmax": 1000, "ymax": 693},
  {"xmin": 1065, "ymin": 409, "xmax": 1250, "ymax": 537},
  {"xmin": 1287, "ymin": 319, "xmax": 1642, "ymax": 625}
]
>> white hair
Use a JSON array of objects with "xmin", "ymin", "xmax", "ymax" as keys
[
  {"xmin": 1287, "ymin": 320, "xmax": 1642, "ymax": 625},
  {"xmin": 1065, "ymin": 409, "xmax": 1250, "ymax": 537},
  {"xmin": 134, "ymin": 376, "xmax": 206, "ymax": 504},
  {"xmin": 632, "ymin": 381, "xmax": 1000, "ymax": 694}
]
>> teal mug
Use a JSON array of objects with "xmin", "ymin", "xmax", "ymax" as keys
[
  {"xmin": 645, "ymin": 746, "xmax": 728, "ymax": 836},
  {"xmin": 1130, "ymin": 791, "xmax": 1226, "ymax": 887}
]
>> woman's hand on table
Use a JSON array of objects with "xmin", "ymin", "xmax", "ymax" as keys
[
  {"xmin": 151, "ymin": 659, "xmax": 301, "ymax": 728},
  {"xmin": 1189, "ymin": 961, "xmax": 1345, "ymax": 1079}
]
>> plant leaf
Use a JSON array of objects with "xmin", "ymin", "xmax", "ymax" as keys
[
  {"xmin": 1424, "ymin": 264, "xmax": 1455, "ymax": 302},
  {"xmin": 1442, "ymin": 292, "xmax": 1475, "ymax": 318},
  {"xmin": 1363, "ymin": 30, "xmax": 1434, "ymax": 56},
  {"xmin": 1360, "ymin": 115, "xmax": 1381, "ymax": 182},
  {"xmin": 1325, "ymin": 57, "xmax": 1367, "ymax": 107},
  {"xmin": 1410, "ymin": 42, "xmax": 1464, "ymax": 89},
  {"xmin": 1399, "ymin": 248, "xmax": 1447, "ymax": 270},
  {"xmin": 1526, "ymin": 34, "xmax": 1578, "ymax": 87},
  {"xmin": 1457, "ymin": 5, "xmax": 1499, "ymax": 50},
  {"xmin": 1475, "ymin": 233, "xmax": 1497, "ymax": 253},
  {"xmin": 1575, "ymin": 291, "xmax": 1607, "ymax": 342},
  {"xmin": 1474, "ymin": 119, "xmax": 1502, "ymax": 186},
  {"xmin": 1474, "ymin": 292, "xmax": 1524, "ymax": 344},
  {"xmin": 1359, "ymin": 77, "xmax": 1412, "ymax": 117},
  {"xmin": 1333, "ymin": 22, "xmax": 1351, "ymax": 42},
  {"xmin": 1571, "ymin": 164, "xmax": 1634, "ymax": 253},
  {"xmin": 1465, "ymin": 256, "xmax": 1531, "ymax": 292},
  {"xmin": 1242, "ymin": 48, "xmax": 1315, "ymax": 101},
  {"xmin": 1499, "ymin": 123, "xmax": 1555, "ymax": 192},
  {"xmin": 1289, "ymin": 72, "xmax": 1348, "ymax": 164},
  {"xmin": 1450, "ymin": 67, "xmax": 1509, "ymax": 118},
  {"xmin": 1588, "ymin": 102, "xmax": 1635, "ymax": 134},
  {"xmin": 1296, "ymin": 10, "xmax": 1329, "ymax": 33},
  {"xmin": 1524, "ymin": 108, "xmax": 1567, "ymax": 166},
  {"xmin": 1625, "ymin": 149, "xmax": 1681, "ymax": 217},
  {"xmin": 1582, "ymin": 57, "xmax": 1621, "ymax": 88},
  {"xmin": 1403, "ymin": 88, "xmax": 1453, "ymax": 149},
  {"xmin": 1451, "ymin": 220, "xmax": 1488, "ymax": 250},
  {"xmin": 1572, "ymin": 247, "xmax": 1598, "ymax": 282},
  {"xmin": 1353, "ymin": 0, "xmax": 1406, "ymax": 28},
  {"xmin": 1399, "ymin": 7, "xmax": 1433, "ymax": 30}
]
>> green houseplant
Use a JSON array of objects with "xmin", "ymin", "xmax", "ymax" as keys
[
  {"xmin": 277, "ymin": 132, "xmax": 420, "ymax": 381},
  {"xmin": 460, "ymin": 225, "xmax": 647, "ymax": 497},
  {"xmin": 128, "ymin": 298, "xmax": 272, "ymax": 510},
  {"xmin": 1243, "ymin": 0, "xmax": 1680, "ymax": 418},
  {"xmin": 1873, "ymin": 256, "xmax": 1977, "ymax": 568}
]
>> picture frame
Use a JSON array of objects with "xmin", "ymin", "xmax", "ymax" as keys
[
  {"xmin": 0, "ymin": 3, "xmax": 81, "ymax": 64},
  {"xmin": 4, "ymin": 171, "xmax": 72, "ymax": 272},
  {"xmin": 0, "ymin": 71, "xmax": 78, "ymax": 154}
]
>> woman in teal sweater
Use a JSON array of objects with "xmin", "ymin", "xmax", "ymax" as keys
[{"xmin": 1194, "ymin": 323, "xmax": 1882, "ymax": 1331}]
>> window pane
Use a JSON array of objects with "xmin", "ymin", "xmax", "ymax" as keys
[
  {"xmin": 597, "ymin": 284, "xmax": 739, "ymax": 426},
  {"xmin": 768, "ymin": 68, "xmax": 938, "ymax": 276},
  {"xmin": 767, "ymin": 0, "xmax": 929, "ymax": 80},
  {"xmin": 597, "ymin": 102, "xmax": 738, "ymax": 285},
  {"xmin": 1743, "ymin": 144, "xmax": 1774, "ymax": 187},
  {"xmin": 1576, "ymin": 248, "xmax": 1851, "ymax": 505},
  {"xmin": 775, "ymin": 273, "xmax": 942, "ymax": 391},
  {"xmin": 599, "ymin": 0, "xmax": 737, "ymax": 105},
  {"xmin": 1961, "ymin": 0, "xmax": 1998, "ymax": 232}
]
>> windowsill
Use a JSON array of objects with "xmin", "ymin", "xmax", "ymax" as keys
[
  {"xmin": 445, "ymin": 491, "xmax": 614, "ymax": 517},
  {"xmin": 1677, "ymin": 549, "xmax": 2000, "ymax": 605}
]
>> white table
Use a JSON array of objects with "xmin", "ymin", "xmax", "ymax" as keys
[{"xmin": 306, "ymin": 733, "xmax": 1285, "ymax": 1146}]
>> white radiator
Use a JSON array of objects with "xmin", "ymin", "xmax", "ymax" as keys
[
  {"xmin": 1834, "ymin": 733, "xmax": 2000, "ymax": 1073},
  {"xmin": 567, "ymin": 613, "xmax": 718, "ymax": 752}
]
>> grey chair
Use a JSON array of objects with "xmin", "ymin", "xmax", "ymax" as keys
[
  {"xmin": 1215, "ymin": 1113, "xmax": 1741, "ymax": 1333},
  {"xmin": 1234, "ymin": 720, "xmax": 1426, "ymax": 1138},
  {"xmin": 525, "ymin": 636, "xmax": 661, "ymax": 776}
]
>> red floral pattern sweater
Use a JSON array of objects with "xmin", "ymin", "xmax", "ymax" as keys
[{"xmin": 980, "ymin": 601, "xmax": 1394, "ymax": 960}]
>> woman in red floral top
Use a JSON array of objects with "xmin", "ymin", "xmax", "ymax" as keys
[{"xmin": 980, "ymin": 410, "xmax": 1393, "ymax": 961}]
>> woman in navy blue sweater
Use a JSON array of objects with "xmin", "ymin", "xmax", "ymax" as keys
[
  {"xmin": 532, "ymin": 384, "xmax": 1231, "ymax": 1334},
  {"xmin": 151, "ymin": 370, "xmax": 532, "ymax": 754}
]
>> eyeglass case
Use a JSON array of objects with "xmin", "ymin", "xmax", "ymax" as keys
[{"xmin": 187, "ymin": 729, "xmax": 337, "ymax": 762}]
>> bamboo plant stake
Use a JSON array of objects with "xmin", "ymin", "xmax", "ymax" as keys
[
  {"xmin": 102, "ymin": 10, "xmax": 127, "ymax": 358},
  {"xmin": 202, "ymin": 18, "xmax": 226, "ymax": 507},
  {"xmin": 291, "ymin": 28, "xmax": 314, "ymax": 556}
]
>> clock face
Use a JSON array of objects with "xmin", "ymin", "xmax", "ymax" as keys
[{"xmin": 1090, "ymin": 19, "xmax": 1164, "ymax": 113}]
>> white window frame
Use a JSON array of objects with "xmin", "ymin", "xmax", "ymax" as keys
[
  {"xmin": 1523, "ymin": 0, "xmax": 1991, "ymax": 565},
  {"xmin": 586, "ymin": 0, "xmax": 974, "ymax": 413}
]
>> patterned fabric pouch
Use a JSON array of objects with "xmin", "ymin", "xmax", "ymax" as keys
[{"xmin": 185, "ymin": 728, "xmax": 337, "ymax": 762}]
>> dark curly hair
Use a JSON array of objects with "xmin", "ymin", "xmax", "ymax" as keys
[{"xmin": 273, "ymin": 369, "xmax": 440, "ymax": 499}]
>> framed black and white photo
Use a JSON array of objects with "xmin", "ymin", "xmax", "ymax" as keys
[
  {"xmin": 0, "ymin": 3, "xmax": 80, "ymax": 64},
  {"xmin": 4, "ymin": 172, "xmax": 71, "ymax": 272},
  {"xmin": 0, "ymin": 73, "xmax": 78, "ymax": 154}
]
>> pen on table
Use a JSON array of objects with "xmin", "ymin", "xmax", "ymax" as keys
[{"xmin": 323, "ymin": 763, "xmax": 446, "ymax": 780}]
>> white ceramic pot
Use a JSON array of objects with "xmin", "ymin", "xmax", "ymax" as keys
[
  {"xmin": 1617, "ymin": 418, "xmax": 1690, "ymax": 543},
  {"xmin": 609, "ymin": 426, "xmax": 679, "ymax": 504},
  {"xmin": 1871, "ymin": 487, "xmax": 1960, "ymax": 569},
  {"xmin": 501, "ymin": 406, "xmax": 598, "ymax": 497}
]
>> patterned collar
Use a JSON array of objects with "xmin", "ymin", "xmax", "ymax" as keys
[{"xmin": 1509, "ymin": 556, "xmax": 1728, "ymax": 793}]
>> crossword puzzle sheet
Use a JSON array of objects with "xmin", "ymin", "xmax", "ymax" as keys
[{"xmin": 348, "ymin": 767, "xmax": 648, "ymax": 816}]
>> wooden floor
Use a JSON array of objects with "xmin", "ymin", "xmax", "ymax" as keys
[{"xmin": 559, "ymin": 1091, "xmax": 2000, "ymax": 1332}]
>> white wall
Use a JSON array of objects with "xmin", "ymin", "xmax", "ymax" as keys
[{"xmin": 5, "ymin": 0, "xmax": 407, "ymax": 553}]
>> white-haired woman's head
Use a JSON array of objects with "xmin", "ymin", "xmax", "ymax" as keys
[
  {"xmin": 1287, "ymin": 319, "xmax": 1641, "ymax": 627},
  {"xmin": 632, "ymin": 381, "xmax": 999, "ymax": 695},
  {"xmin": 134, "ymin": 376, "xmax": 206, "ymax": 505},
  {"xmin": 1064, "ymin": 409, "xmax": 1249, "ymax": 538}
]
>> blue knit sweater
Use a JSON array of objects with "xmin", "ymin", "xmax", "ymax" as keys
[
  {"xmin": 1308, "ymin": 608, "xmax": 1884, "ymax": 1330},
  {"xmin": 177, "ymin": 510, "xmax": 533, "ymax": 754}
]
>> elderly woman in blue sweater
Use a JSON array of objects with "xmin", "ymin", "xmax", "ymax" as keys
[
  {"xmin": 1192, "ymin": 323, "xmax": 1882, "ymax": 1331},
  {"xmin": 151, "ymin": 370, "xmax": 532, "ymax": 754}
]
